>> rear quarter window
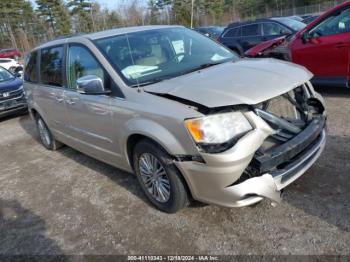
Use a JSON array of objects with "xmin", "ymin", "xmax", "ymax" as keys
[{"xmin": 24, "ymin": 51, "xmax": 38, "ymax": 83}]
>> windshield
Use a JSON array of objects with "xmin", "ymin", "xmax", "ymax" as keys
[
  {"xmin": 94, "ymin": 27, "xmax": 238, "ymax": 86},
  {"xmin": 0, "ymin": 67, "xmax": 14, "ymax": 82},
  {"xmin": 273, "ymin": 18, "xmax": 306, "ymax": 32}
]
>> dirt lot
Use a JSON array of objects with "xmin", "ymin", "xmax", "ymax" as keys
[{"xmin": 0, "ymin": 87, "xmax": 349, "ymax": 256}]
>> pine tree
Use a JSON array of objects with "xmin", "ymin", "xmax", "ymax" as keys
[
  {"xmin": 66, "ymin": 0, "xmax": 94, "ymax": 33},
  {"xmin": 36, "ymin": 0, "xmax": 71, "ymax": 37},
  {"xmin": 148, "ymin": 0, "xmax": 161, "ymax": 25}
]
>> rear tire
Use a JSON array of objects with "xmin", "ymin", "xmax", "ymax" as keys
[
  {"xmin": 133, "ymin": 139, "xmax": 189, "ymax": 213},
  {"xmin": 36, "ymin": 116, "xmax": 62, "ymax": 150}
]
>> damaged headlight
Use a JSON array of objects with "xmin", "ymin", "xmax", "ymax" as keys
[{"xmin": 185, "ymin": 112, "xmax": 253, "ymax": 152}]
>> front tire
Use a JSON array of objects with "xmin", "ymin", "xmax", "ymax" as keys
[
  {"xmin": 133, "ymin": 140, "xmax": 189, "ymax": 213},
  {"xmin": 36, "ymin": 116, "xmax": 62, "ymax": 150}
]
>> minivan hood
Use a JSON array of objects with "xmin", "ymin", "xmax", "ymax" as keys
[{"xmin": 144, "ymin": 58, "xmax": 313, "ymax": 108}]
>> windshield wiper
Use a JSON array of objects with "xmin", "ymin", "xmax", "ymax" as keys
[
  {"xmin": 130, "ymin": 77, "xmax": 168, "ymax": 88},
  {"xmin": 130, "ymin": 62, "xmax": 226, "ymax": 88},
  {"xmin": 177, "ymin": 62, "xmax": 223, "ymax": 77}
]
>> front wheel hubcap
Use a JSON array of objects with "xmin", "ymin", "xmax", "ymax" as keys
[{"xmin": 139, "ymin": 153, "xmax": 171, "ymax": 203}]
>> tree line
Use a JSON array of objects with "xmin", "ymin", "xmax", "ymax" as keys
[{"xmin": 0, "ymin": 0, "xmax": 340, "ymax": 53}]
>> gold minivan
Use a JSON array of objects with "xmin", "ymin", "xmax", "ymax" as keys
[{"xmin": 24, "ymin": 26, "xmax": 327, "ymax": 213}]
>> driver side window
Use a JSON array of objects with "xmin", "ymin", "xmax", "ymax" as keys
[
  {"xmin": 310, "ymin": 8, "xmax": 350, "ymax": 37},
  {"xmin": 263, "ymin": 23, "xmax": 287, "ymax": 36},
  {"xmin": 67, "ymin": 45, "xmax": 106, "ymax": 90}
]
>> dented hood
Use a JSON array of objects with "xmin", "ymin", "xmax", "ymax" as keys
[{"xmin": 143, "ymin": 58, "xmax": 313, "ymax": 108}]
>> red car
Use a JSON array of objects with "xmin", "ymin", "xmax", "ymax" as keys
[
  {"xmin": 246, "ymin": 0, "xmax": 350, "ymax": 88},
  {"xmin": 0, "ymin": 49, "xmax": 21, "ymax": 60}
]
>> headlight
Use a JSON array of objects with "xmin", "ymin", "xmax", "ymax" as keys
[{"xmin": 185, "ymin": 112, "xmax": 252, "ymax": 146}]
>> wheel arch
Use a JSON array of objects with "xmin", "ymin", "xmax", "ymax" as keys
[
  {"xmin": 126, "ymin": 134, "xmax": 194, "ymax": 201},
  {"xmin": 28, "ymin": 105, "xmax": 49, "ymax": 125},
  {"xmin": 122, "ymin": 118, "xmax": 196, "ymax": 166}
]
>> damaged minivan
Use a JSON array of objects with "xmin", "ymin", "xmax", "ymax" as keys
[{"xmin": 24, "ymin": 26, "xmax": 327, "ymax": 213}]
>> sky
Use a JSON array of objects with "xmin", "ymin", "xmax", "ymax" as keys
[{"xmin": 29, "ymin": 0, "xmax": 147, "ymax": 10}]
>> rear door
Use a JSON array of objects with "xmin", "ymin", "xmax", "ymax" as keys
[
  {"xmin": 35, "ymin": 45, "xmax": 68, "ymax": 134},
  {"xmin": 63, "ymin": 44, "xmax": 118, "ymax": 161},
  {"xmin": 292, "ymin": 6, "xmax": 350, "ymax": 86},
  {"xmin": 240, "ymin": 23, "xmax": 264, "ymax": 51}
]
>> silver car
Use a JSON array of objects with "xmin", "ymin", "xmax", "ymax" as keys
[{"xmin": 24, "ymin": 26, "xmax": 327, "ymax": 213}]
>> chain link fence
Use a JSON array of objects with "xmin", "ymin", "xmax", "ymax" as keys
[{"xmin": 256, "ymin": 0, "xmax": 345, "ymax": 18}]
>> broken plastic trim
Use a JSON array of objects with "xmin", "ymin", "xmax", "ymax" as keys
[
  {"xmin": 173, "ymin": 155, "xmax": 206, "ymax": 164},
  {"xmin": 146, "ymin": 91, "xmax": 252, "ymax": 115}
]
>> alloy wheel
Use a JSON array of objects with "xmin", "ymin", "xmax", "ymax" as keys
[{"xmin": 138, "ymin": 153, "xmax": 171, "ymax": 203}]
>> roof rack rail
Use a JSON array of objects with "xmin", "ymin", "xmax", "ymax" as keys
[{"xmin": 52, "ymin": 33, "xmax": 86, "ymax": 41}]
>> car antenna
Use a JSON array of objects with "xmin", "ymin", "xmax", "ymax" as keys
[{"xmin": 126, "ymin": 33, "xmax": 143, "ymax": 93}]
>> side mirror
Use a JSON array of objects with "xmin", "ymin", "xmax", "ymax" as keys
[
  {"xmin": 302, "ymin": 32, "xmax": 311, "ymax": 43},
  {"xmin": 204, "ymin": 33, "xmax": 210, "ymax": 37},
  {"xmin": 77, "ymin": 75, "xmax": 110, "ymax": 95}
]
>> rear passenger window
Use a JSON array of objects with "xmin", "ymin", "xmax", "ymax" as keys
[
  {"xmin": 40, "ymin": 46, "xmax": 64, "ymax": 87},
  {"xmin": 224, "ymin": 27, "xmax": 240, "ymax": 37},
  {"xmin": 242, "ymin": 24, "xmax": 260, "ymax": 36},
  {"xmin": 67, "ymin": 45, "xmax": 107, "ymax": 90},
  {"xmin": 24, "ymin": 51, "xmax": 38, "ymax": 83}
]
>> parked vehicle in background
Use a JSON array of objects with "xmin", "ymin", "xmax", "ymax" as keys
[
  {"xmin": 302, "ymin": 15, "xmax": 319, "ymax": 24},
  {"xmin": 286, "ymin": 15, "xmax": 304, "ymax": 22},
  {"xmin": 0, "ymin": 58, "xmax": 21, "ymax": 73},
  {"xmin": 194, "ymin": 26, "xmax": 225, "ymax": 39},
  {"xmin": 218, "ymin": 18, "xmax": 306, "ymax": 56},
  {"xmin": 24, "ymin": 25, "xmax": 326, "ymax": 213},
  {"xmin": 14, "ymin": 66, "xmax": 24, "ymax": 79},
  {"xmin": 246, "ymin": 0, "xmax": 350, "ymax": 88},
  {"xmin": 0, "ymin": 66, "xmax": 26, "ymax": 118},
  {"xmin": 0, "ymin": 49, "xmax": 21, "ymax": 60}
]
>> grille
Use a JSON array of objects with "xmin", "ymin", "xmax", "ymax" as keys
[
  {"xmin": 0, "ymin": 88, "xmax": 23, "ymax": 102},
  {"xmin": 255, "ymin": 87, "xmax": 310, "ymax": 150}
]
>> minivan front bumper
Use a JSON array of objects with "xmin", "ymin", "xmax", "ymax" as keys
[{"xmin": 175, "ymin": 111, "xmax": 326, "ymax": 207}]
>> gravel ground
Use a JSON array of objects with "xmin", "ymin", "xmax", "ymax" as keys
[{"xmin": 0, "ymin": 87, "xmax": 349, "ymax": 256}]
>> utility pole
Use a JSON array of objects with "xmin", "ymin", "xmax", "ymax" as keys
[
  {"xmin": 191, "ymin": 0, "xmax": 194, "ymax": 28},
  {"xmin": 90, "ymin": 2, "xmax": 96, "ymax": 32}
]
